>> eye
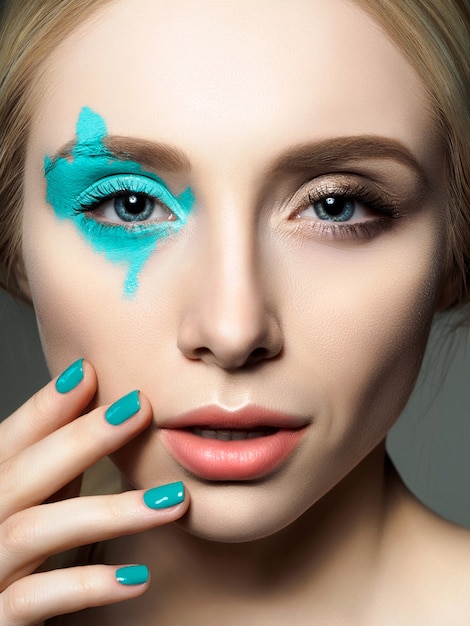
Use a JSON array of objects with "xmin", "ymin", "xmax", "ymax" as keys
[
  {"xmin": 288, "ymin": 178, "xmax": 403, "ymax": 242},
  {"xmin": 299, "ymin": 194, "xmax": 367, "ymax": 223},
  {"xmin": 75, "ymin": 174, "xmax": 182, "ymax": 226},
  {"xmin": 98, "ymin": 192, "xmax": 176, "ymax": 224}
]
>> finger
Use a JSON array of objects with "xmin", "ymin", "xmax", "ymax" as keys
[
  {"xmin": 0, "ymin": 391, "xmax": 152, "ymax": 519},
  {"xmin": 0, "ymin": 359, "xmax": 97, "ymax": 460},
  {"xmin": 0, "ymin": 564, "xmax": 150, "ymax": 626},
  {"xmin": 44, "ymin": 474, "xmax": 83, "ymax": 506},
  {"xmin": 0, "ymin": 483, "xmax": 188, "ymax": 587}
]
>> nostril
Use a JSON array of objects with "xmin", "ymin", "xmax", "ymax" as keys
[
  {"xmin": 187, "ymin": 345, "xmax": 276, "ymax": 370},
  {"xmin": 177, "ymin": 295, "xmax": 284, "ymax": 369},
  {"xmin": 190, "ymin": 347, "xmax": 212, "ymax": 361},
  {"xmin": 250, "ymin": 346, "xmax": 274, "ymax": 363}
]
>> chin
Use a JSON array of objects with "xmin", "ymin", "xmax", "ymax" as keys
[
  {"xmin": 173, "ymin": 480, "xmax": 310, "ymax": 544},
  {"xmin": 175, "ymin": 512, "xmax": 289, "ymax": 544}
]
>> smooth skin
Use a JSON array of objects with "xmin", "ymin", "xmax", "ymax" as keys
[
  {"xmin": 24, "ymin": 0, "xmax": 446, "ymax": 545},
  {"xmin": 2, "ymin": 0, "xmax": 470, "ymax": 623}
]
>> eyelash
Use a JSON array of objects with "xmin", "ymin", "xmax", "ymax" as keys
[
  {"xmin": 73, "ymin": 175, "xmax": 402, "ymax": 243},
  {"xmin": 291, "ymin": 180, "xmax": 403, "ymax": 241},
  {"xmin": 73, "ymin": 175, "xmax": 177, "ymax": 227}
]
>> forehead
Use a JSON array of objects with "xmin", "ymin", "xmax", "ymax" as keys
[{"xmin": 30, "ymin": 0, "xmax": 435, "ymax": 172}]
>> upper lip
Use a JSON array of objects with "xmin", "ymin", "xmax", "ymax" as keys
[{"xmin": 158, "ymin": 405, "xmax": 310, "ymax": 430}]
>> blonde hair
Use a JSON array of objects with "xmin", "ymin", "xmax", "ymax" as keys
[
  {"xmin": 357, "ymin": 0, "xmax": 470, "ymax": 314},
  {"xmin": 0, "ymin": 0, "xmax": 113, "ymax": 298},
  {"xmin": 0, "ymin": 0, "xmax": 470, "ymax": 311}
]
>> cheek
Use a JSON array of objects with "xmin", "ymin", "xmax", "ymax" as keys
[
  {"xmin": 22, "ymin": 215, "xmax": 115, "ymax": 374},
  {"xmin": 21, "ymin": 197, "xmax": 142, "ymax": 385},
  {"xmin": 22, "ymin": 191, "xmax": 187, "ymax": 410},
  {"xmin": 281, "ymin": 220, "xmax": 443, "ymax": 453}
]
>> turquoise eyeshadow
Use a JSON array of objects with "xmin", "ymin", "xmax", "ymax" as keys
[{"xmin": 44, "ymin": 107, "xmax": 194, "ymax": 298}]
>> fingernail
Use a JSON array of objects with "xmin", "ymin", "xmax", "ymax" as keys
[
  {"xmin": 55, "ymin": 359, "xmax": 84, "ymax": 394},
  {"xmin": 115, "ymin": 564, "xmax": 149, "ymax": 585},
  {"xmin": 143, "ymin": 481, "xmax": 185, "ymax": 510},
  {"xmin": 105, "ymin": 390, "xmax": 140, "ymax": 425}
]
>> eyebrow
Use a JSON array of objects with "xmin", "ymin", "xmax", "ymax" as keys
[
  {"xmin": 52, "ymin": 136, "xmax": 191, "ymax": 173},
  {"xmin": 266, "ymin": 136, "xmax": 428, "ymax": 186},
  {"xmin": 52, "ymin": 134, "xmax": 427, "ymax": 186}
]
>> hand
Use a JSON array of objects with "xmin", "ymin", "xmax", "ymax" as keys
[{"xmin": 0, "ymin": 359, "xmax": 189, "ymax": 625}]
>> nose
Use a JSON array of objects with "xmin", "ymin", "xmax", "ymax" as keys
[{"xmin": 177, "ymin": 208, "xmax": 283, "ymax": 370}]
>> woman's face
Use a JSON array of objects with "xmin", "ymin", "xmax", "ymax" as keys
[{"xmin": 22, "ymin": 0, "xmax": 446, "ymax": 541}]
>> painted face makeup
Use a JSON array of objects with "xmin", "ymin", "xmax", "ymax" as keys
[
  {"xmin": 44, "ymin": 107, "xmax": 195, "ymax": 298},
  {"xmin": 24, "ymin": 0, "xmax": 447, "ymax": 544}
]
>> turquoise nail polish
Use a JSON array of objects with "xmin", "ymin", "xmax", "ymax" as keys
[
  {"xmin": 115, "ymin": 564, "xmax": 149, "ymax": 585},
  {"xmin": 143, "ymin": 481, "xmax": 185, "ymax": 510},
  {"xmin": 105, "ymin": 390, "xmax": 140, "ymax": 425},
  {"xmin": 55, "ymin": 359, "xmax": 84, "ymax": 393}
]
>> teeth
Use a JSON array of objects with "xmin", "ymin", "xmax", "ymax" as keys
[
  {"xmin": 192, "ymin": 428, "xmax": 272, "ymax": 441},
  {"xmin": 230, "ymin": 431, "xmax": 249, "ymax": 440},
  {"xmin": 199, "ymin": 429, "xmax": 217, "ymax": 438}
]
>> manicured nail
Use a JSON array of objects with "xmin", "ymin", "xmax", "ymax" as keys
[
  {"xmin": 143, "ymin": 481, "xmax": 185, "ymax": 510},
  {"xmin": 105, "ymin": 390, "xmax": 140, "ymax": 425},
  {"xmin": 55, "ymin": 359, "xmax": 84, "ymax": 394},
  {"xmin": 115, "ymin": 564, "xmax": 149, "ymax": 586}
]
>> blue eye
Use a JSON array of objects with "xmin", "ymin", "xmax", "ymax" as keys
[
  {"xmin": 113, "ymin": 193, "xmax": 157, "ymax": 222},
  {"xmin": 75, "ymin": 174, "xmax": 180, "ymax": 226},
  {"xmin": 97, "ymin": 192, "xmax": 175, "ymax": 225},
  {"xmin": 312, "ymin": 196, "xmax": 356, "ymax": 222}
]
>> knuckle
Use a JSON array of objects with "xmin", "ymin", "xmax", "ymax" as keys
[
  {"xmin": 1, "ymin": 581, "xmax": 34, "ymax": 625},
  {"xmin": 70, "ymin": 417, "xmax": 102, "ymax": 457},
  {"xmin": 0, "ymin": 459, "xmax": 18, "ymax": 513},
  {"xmin": 0, "ymin": 423, "xmax": 11, "ymax": 462},
  {"xmin": 80, "ymin": 414, "xmax": 103, "ymax": 445},
  {"xmin": 75, "ymin": 567, "xmax": 96, "ymax": 596},
  {"xmin": 0, "ymin": 512, "xmax": 38, "ymax": 559},
  {"xmin": 31, "ymin": 388, "xmax": 54, "ymax": 425},
  {"xmin": 104, "ymin": 494, "xmax": 128, "ymax": 525},
  {"xmin": 72, "ymin": 408, "xmax": 123, "ymax": 459}
]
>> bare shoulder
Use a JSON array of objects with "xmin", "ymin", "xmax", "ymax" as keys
[{"xmin": 378, "ymin": 470, "xmax": 470, "ymax": 624}]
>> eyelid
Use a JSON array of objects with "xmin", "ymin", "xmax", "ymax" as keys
[
  {"xmin": 75, "ymin": 173, "xmax": 183, "ymax": 217},
  {"xmin": 288, "ymin": 174, "xmax": 402, "ymax": 220},
  {"xmin": 280, "ymin": 174, "xmax": 405, "ymax": 243}
]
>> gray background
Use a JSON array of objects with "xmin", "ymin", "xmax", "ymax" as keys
[{"xmin": 1, "ymin": 287, "xmax": 470, "ymax": 526}]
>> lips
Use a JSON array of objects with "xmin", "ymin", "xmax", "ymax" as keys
[{"xmin": 159, "ymin": 406, "xmax": 308, "ymax": 481}]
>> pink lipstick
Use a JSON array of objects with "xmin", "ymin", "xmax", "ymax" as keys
[{"xmin": 159, "ymin": 406, "xmax": 307, "ymax": 481}]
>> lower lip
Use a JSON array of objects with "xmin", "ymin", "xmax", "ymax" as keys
[{"xmin": 160, "ymin": 428, "xmax": 305, "ymax": 481}]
